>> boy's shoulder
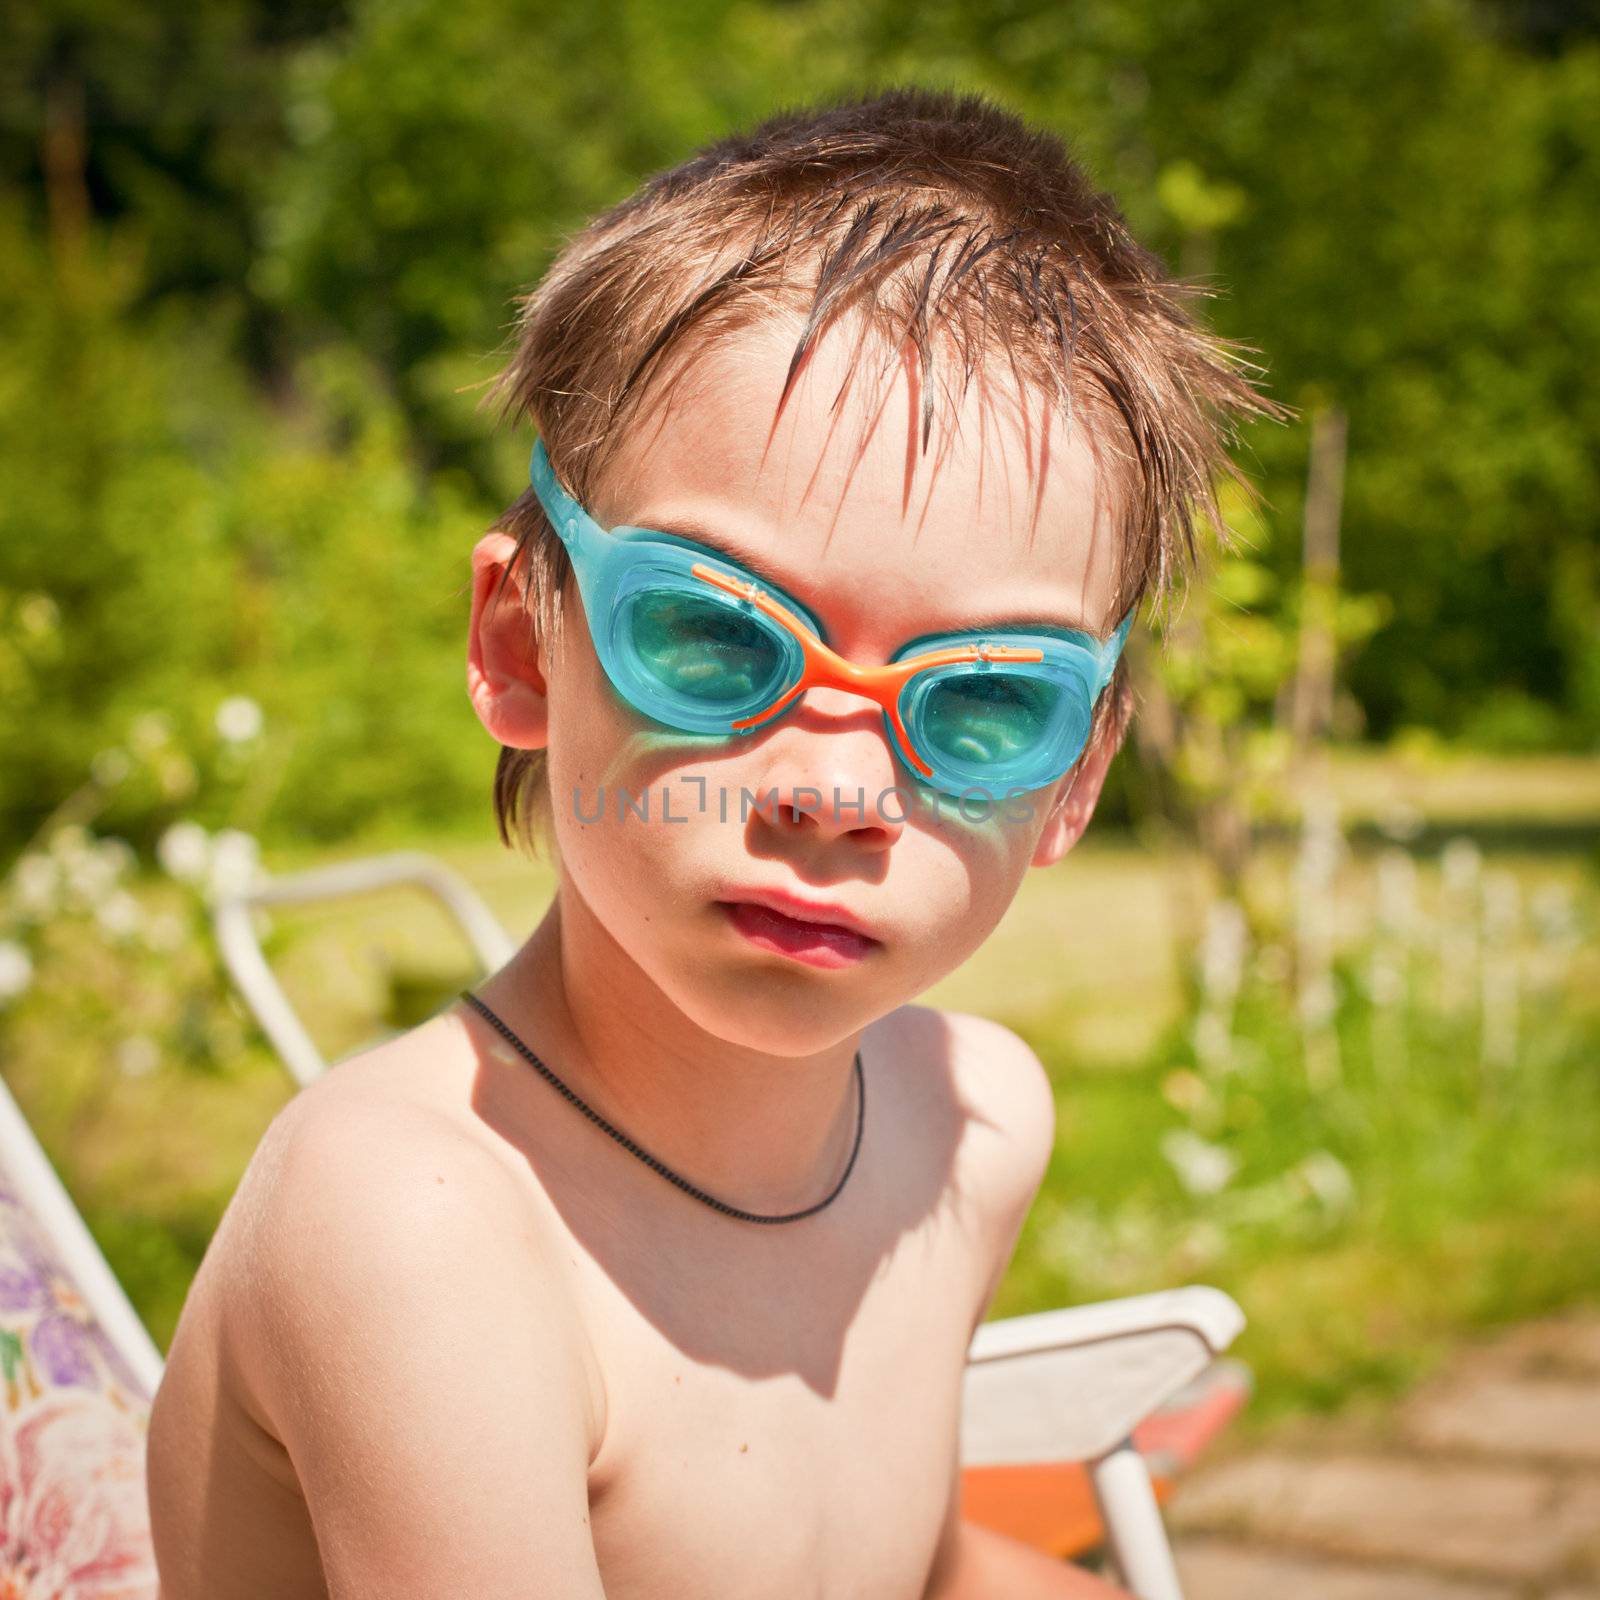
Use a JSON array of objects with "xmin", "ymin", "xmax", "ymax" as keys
[
  {"xmin": 888, "ymin": 1002, "xmax": 1057, "ymax": 1192},
  {"xmin": 152, "ymin": 1021, "xmax": 610, "ymax": 1598},
  {"xmin": 197, "ymin": 1011, "xmax": 609, "ymax": 1447},
  {"xmin": 931, "ymin": 1004, "xmax": 1056, "ymax": 1130},
  {"xmin": 216, "ymin": 1011, "xmax": 568, "ymax": 1316},
  {"xmin": 198, "ymin": 1014, "xmax": 560, "ymax": 1301},
  {"xmin": 220, "ymin": 1015, "xmax": 521, "ymax": 1256},
  {"xmin": 876, "ymin": 1002, "xmax": 1058, "ymax": 1323}
]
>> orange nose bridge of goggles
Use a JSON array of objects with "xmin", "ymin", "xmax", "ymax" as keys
[{"xmin": 690, "ymin": 564, "xmax": 1045, "ymax": 780}]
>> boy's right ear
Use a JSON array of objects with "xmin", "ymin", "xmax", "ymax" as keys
[{"xmin": 467, "ymin": 532, "xmax": 550, "ymax": 750}]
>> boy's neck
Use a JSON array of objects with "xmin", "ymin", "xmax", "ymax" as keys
[{"xmin": 469, "ymin": 889, "xmax": 868, "ymax": 1222}]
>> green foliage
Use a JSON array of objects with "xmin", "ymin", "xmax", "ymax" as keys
[
  {"xmin": 257, "ymin": 0, "xmax": 816, "ymax": 473},
  {"xmin": 0, "ymin": 202, "xmax": 252, "ymax": 850},
  {"xmin": 0, "ymin": 0, "xmax": 343, "ymax": 326},
  {"xmin": 0, "ymin": 200, "xmax": 496, "ymax": 859},
  {"xmin": 208, "ymin": 346, "xmax": 492, "ymax": 842}
]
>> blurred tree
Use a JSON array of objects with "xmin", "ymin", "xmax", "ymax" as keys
[
  {"xmin": 0, "ymin": 0, "xmax": 348, "ymax": 377},
  {"xmin": 1477, "ymin": 0, "xmax": 1600, "ymax": 52},
  {"xmin": 0, "ymin": 199, "xmax": 248, "ymax": 849},
  {"xmin": 0, "ymin": 199, "xmax": 488, "ymax": 859},
  {"xmin": 256, "ymin": 0, "xmax": 822, "ymax": 476}
]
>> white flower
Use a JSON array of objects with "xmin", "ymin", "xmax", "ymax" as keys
[
  {"xmin": 17, "ymin": 593, "xmax": 60, "ymax": 637},
  {"xmin": 1199, "ymin": 898, "xmax": 1248, "ymax": 998},
  {"xmin": 215, "ymin": 695, "xmax": 264, "ymax": 744},
  {"xmin": 1377, "ymin": 802, "xmax": 1424, "ymax": 843},
  {"xmin": 142, "ymin": 910, "xmax": 189, "ymax": 953},
  {"xmin": 1296, "ymin": 1151, "xmax": 1356, "ymax": 1214},
  {"xmin": 62, "ymin": 843, "xmax": 120, "ymax": 911},
  {"xmin": 115, "ymin": 1035, "xmax": 161, "ymax": 1078},
  {"xmin": 1160, "ymin": 1129, "xmax": 1238, "ymax": 1197},
  {"xmin": 0, "ymin": 941, "xmax": 34, "ymax": 1004},
  {"xmin": 91, "ymin": 747, "xmax": 133, "ymax": 786},
  {"xmin": 206, "ymin": 830, "xmax": 262, "ymax": 899},
  {"xmin": 48, "ymin": 824, "xmax": 91, "ymax": 861},
  {"xmin": 96, "ymin": 836, "xmax": 136, "ymax": 876},
  {"xmin": 157, "ymin": 821, "xmax": 211, "ymax": 884},
  {"xmin": 9, "ymin": 854, "xmax": 61, "ymax": 920},
  {"xmin": 128, "ymin": 711, "xmax": 173, "ymax": 755},
  {"xmin": 95, "ymin": 890, "xmax": 143, "ymax": 941},
  {"xmin": 1441, "ymin": 838, "xmax": 1482, "ymax": 895}
]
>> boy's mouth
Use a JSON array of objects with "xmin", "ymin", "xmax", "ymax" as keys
[{"xmin": 714, "ymin": 890, "xmax": 879, "ymax": 968}]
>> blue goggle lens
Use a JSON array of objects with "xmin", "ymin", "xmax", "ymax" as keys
[
  {"xmin": 919, "ymin": 670, "xmax": 1064, "ymax": 768},
  {"xmin": 625, "ymin": 587, "xmax": 789, "ymax": 709}
]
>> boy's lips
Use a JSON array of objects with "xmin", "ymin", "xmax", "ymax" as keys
[
  {"xmin": 717, "ymin": 886, "xmax": 878, "ymax": 941},
  {"xmin": 713, "ymin": 886, "xmax": 881, "ymax": 967},
  {"xmin": 718, "ymin": 904, "xmax": 876, "ymax": 967}
]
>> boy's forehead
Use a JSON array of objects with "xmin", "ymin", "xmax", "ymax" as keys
[{"xmin": 591, "ymin": 314, "xmax": 1123, "ymax": 640}]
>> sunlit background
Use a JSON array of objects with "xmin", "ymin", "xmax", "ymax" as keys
[{"xmin": 2, "ymin": 0, "xmax": 1597, "ymax": 1437}]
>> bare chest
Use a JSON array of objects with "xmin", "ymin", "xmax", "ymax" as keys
[{"xmin": 572, "ymin": 1203, "xmax": 982, "ymax": 1600}]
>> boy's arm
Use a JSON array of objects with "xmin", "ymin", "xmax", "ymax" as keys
[
  {"xmin": 922, "ymin": 1015, "xmax": 1128, "ymax": 1599},
  {"xmin": 230, "ymin": 1093, "xmax": 608, "ymax": 1600},
  {"xmin": 925, "ymin": 1502, "xmax": 1130, "ymax": 1598}
]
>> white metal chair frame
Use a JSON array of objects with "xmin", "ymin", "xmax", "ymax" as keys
[
  {"xmin": 0, "ymin": 852, "xmax": 1246, "ymax": 1600},
  {"xmin": 211, "ymin": 849, "xmax": 516, "ymax": 1088}
]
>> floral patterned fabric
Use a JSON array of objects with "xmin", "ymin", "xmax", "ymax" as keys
[{"xmin": 0, "ymin": 1177, "xmax": 158, "ymax": 1599}]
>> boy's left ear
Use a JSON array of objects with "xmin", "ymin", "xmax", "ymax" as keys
[
  {"xmin": 1031, "ymin": 723, "xmax": 1120, "ymax": 868},
  {"xmin": 467, "ymin": 531, "xmax": 551, "ymax": 750}
]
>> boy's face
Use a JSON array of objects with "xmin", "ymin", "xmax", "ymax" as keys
[{"xmin": 471, "ymin": 314, "xmax": 1124, "ymax": 1056}]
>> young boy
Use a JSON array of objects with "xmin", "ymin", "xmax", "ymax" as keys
[{"xmin": 146, "ymin": 88, "xmax": 1272, "ymax": 1598}]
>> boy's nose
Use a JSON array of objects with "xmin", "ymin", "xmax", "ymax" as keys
[{"xmin": 753, "ymin": 686, "xmax": 909, "ymax": 844}]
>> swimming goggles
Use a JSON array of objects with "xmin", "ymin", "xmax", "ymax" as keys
[{"xmin": 528, "ymin": 439, "xmax": 1132, "ymax": 802}]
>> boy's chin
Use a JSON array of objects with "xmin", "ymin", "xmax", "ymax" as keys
[{"xmin": 651, "ymin": 951, "xmax": 891, "ymax": 1055}]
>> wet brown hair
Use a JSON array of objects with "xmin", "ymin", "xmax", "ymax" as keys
[{"xmin": 482, "ymin": 86, "xmax": 1284, "ymax": 858}]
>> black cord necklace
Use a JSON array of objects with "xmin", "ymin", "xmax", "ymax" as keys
[{"xmin": 457, "ymin": 991, "xmax": 865, "ymax": 1225}]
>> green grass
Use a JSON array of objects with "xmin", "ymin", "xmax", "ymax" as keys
[{"xmin": 1328, "ymin": 746, "xmax": 1600, "ymax": 829}]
